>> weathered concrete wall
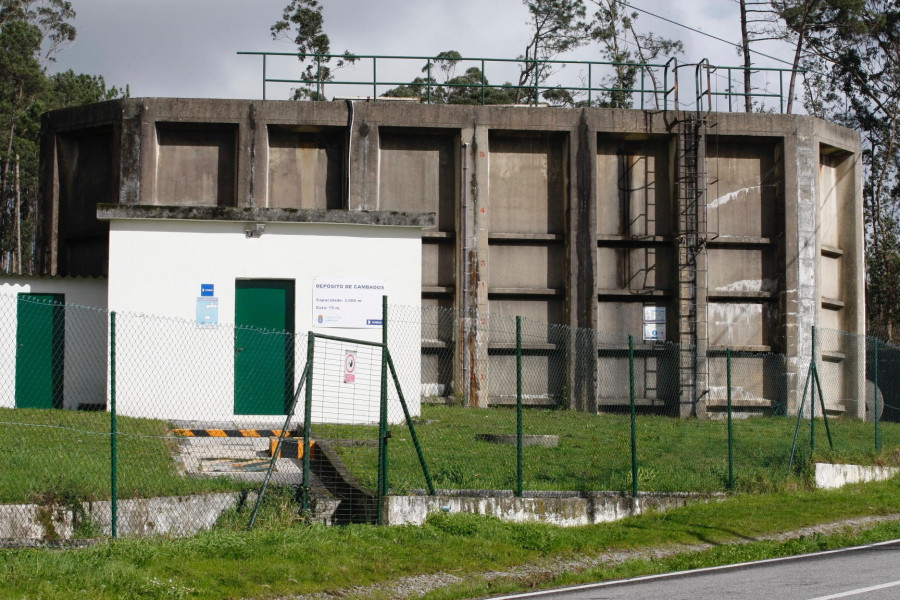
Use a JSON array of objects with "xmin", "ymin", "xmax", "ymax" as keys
[
  {"xmin": 38, "ymin": 99, "xmax": 865, "ymax": 418},
  {"xmin": 384, "ymin": 491, "xmax": 718, "ymax": 527},
  {"xmin": 814, "ymin": 463, "xmax": 900, "ymax": 489},
  {"xmin": 0, "ymin": 492, "xmax": 249, "ymax": 541}
]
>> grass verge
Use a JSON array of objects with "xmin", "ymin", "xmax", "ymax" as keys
[{"xmin": 2, "ymin": 477, "xmax": 900, "ymax": 600}]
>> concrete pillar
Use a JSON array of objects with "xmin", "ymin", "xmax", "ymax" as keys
[
  {"xmin": 349, "ymin": 102, "xmax": 377, "ymax": 211},
  {"xmin": 570, "ymin": 111, "xmax": 598, "ymax": 411},
  {"xmin": 463, "ymin": 123, "xmax": 491, "ymax": 408},
  {"xmin": 783, "ymin": 121, "xmax": 817, "ymax": 416}
]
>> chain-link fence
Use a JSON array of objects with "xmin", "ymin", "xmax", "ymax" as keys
[{"xmin": 1, "ymin": 292, "xmax": 899, "ymax": 542}]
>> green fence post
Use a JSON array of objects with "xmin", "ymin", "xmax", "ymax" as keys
[
  {"xmin": 377, "ymin": 296, "xmax": 389, "ymax": 524},
  {"xmin": 249, "ymin": 349, "xmax": 311, "ymax": 531},
  {"xmin": 727, "ymin": 348, "xmax": 734, "ymax": 491},
  {"xmin": 302, "ymin": 335, "xmax": 314, "ymax": 515},
  {"xmin": 385, "ymin": 352, "xmax": 435, "ymax": 495},
  {"xmin": 629, "ymin": 334, "xmax": 638, "ymax": 498},
  {"xmin": 110, "ymin": 311, "xmax": 117, "ymax": 540},
  {"xmin": 874, "ymin": 338, "xmax": 881, "ymax": 452},
  {"xmin": 810, "ymin": 326, "xmax": 816, "ymax": 454},
  {"xmin": 516, "ymin": 316, "xmax": 523, "ymax": 498}
]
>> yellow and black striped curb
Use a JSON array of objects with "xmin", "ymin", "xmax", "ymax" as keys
[
  {"xmin": 172, "ymin": 429, "xmax": 295, "ymax": 438},
  {"xmin": 269, "ymin": 439, "xmax": 317, "ymax": 459}
]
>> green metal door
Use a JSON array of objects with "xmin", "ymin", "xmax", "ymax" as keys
[
  {"xmin": 234, "ymin": 280, "xmax": 295, "ymax": 415},
  {"xmin": 16, "ymin": 293, "xmax": 65, "ymax": 409}
]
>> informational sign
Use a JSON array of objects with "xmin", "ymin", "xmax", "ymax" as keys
[
  {"xmin": 200, "ymin": 283, "xmax": 215, "ymax": 297},
  {"xmin": 344, "ymin": 352, "xmax": 356, "ymax": 384},
  {"xmin": 313, "ymin": 278, "xmax": 387, "ymax": 328},
  {"xmin": 642, "ymin": 305, "xmax": 666, "ymax": 342},
  {"xmin": 196, "ymin": 297, "xmax": 219, "ymax": 327}
]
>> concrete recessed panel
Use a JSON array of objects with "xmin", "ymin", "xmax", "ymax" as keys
[
  {"xmin": 379, "ymin": 131, "xmax": 456, "ymax": 231},
  {"xmin": 422, "ymin": 240, "xmax": 456, "ymax": 288},
  {"xmin": 489, "ymin": 244, "xmax": 564, "ymax": 289},
  {"xmin": 707, "ymin": 141, "xmax": 778, "ymax": 239},
  {"xmin": 489, "ymin": 353, "xmax": 564, "ymax": 403},
  {"xmin": 267, "ymin": 127, "xmax": 343, "ymax": 210},
  {"xmin": 709, "ymin": 302, "xmax": 764, "ymax": 347},
  {"xmin": 596, "ymin": 139, "xmax": 672, "ymax": 237},
  {"xmin": 708, "ymin": 248, "xmax": 775, "ymax": 293},
  {"xmin": 56, "ymin": 128, "xmax": 115, "ymax": 276},
  {"xmin": 596, "ymin": 302, "xmax": 643, "ymax": 336},
  {"xmin": 489, "ymin": 133, "xmax": 566, "ymax": 235},
  {"xmin": 156, "ymin": 123, "xmax": 237, "ymax": 207},
  {"xmin": 819, "ymin": 256, "xmax": 842, "ymax": 301}
]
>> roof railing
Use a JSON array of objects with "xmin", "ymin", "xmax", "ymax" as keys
[{"xmin": 237, "ymin": 52, "xmax": 804, "ymax": 114}]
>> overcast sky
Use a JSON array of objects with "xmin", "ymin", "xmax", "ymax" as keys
[{"xmin": 46, "ymin": 0, "xmax": 796, "ymax": 104}]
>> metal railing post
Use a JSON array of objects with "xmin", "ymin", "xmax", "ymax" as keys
[
  {"xmin": 588, "ymin": 64, "xmax": 592, "ymax": 107},
  {"xmin": 372, "ymin": 57, "xmax": 378, "ymax": 100},
  {"xmin": 481, "ymin": 59, "xmax": 486, "ymax": 105},
  {"xmin": 426, "ymin": 59, "xmax": 432, "ymax": 104}
]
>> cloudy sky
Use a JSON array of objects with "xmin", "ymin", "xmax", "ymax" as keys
[{"xmin": 46, "ymin": 0, "xmax": 796, "ymax": 103}]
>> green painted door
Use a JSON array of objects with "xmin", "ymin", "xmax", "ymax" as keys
[
  {"xmin": 16, "ymin": 293, "xmax": 65, "ymax": 409},
  {"xmin": 234, "ymin": 280, "xmax": 295, "ymax": 415}
]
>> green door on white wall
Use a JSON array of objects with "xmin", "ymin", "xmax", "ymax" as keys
[
  {"xmin": 234, "ymin": 280, "xmax": 295, "ymax": 415},
  {"xmin": 16, "ymin": 293, "xmax": 65, "ymax": 409}
]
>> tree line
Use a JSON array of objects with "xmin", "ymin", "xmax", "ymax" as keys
[
  {"xmin": 275, "ymin": 0, "xmax": 900, "ymax": 341},
  {"xmin": 0, "ymin": 0, "xmax": 126, "ymax": 276}
]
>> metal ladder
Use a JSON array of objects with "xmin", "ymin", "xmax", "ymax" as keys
[{"xmin": 676, "ymin": 114, "xmax": 710, "ymax": 415}]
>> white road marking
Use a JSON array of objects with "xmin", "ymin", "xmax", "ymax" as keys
[
  {"xmin": 807, "ymin": 580, "xmax": 900, "ymax": 600},
  {"xmin": 483, "ymin": 539, "xmax": 900, "ymax": 600}
]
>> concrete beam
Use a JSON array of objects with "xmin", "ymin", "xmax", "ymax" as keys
[{"xmin": 96, "ymin": 204, "xmax": 435, "ymax": 228}]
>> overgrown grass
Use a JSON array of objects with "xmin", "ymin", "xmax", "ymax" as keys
[
  {"xmin": 315, "ymin": 404, "xmax": 900, "ymax": 494},
  {"xmin": 0, "ymin": 408, "xmax": 249, "ymax": 504},
  {"xmin": 3, "ymin": 477, "xmax": 900, "ymax": 600}
]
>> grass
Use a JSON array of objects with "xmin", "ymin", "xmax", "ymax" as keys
[
  {"xmin": 0, "ymin": 408, "xmax": 250, "ymax": 504},
  {"xmin": 3, "ymin": 404, "xmax": 898, "ymax": 506},
  {"xmin": 2, "ymin": 477, "xmax": 900, "ymax": 599},
  {"xmin": 315, "ymin": 404, "xmax": 900, "ymax": 494}
]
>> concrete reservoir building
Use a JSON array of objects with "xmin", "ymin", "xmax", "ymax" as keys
[{"xmin": 26, "ymin": 97, "xmax": 863, "ymax": 420}]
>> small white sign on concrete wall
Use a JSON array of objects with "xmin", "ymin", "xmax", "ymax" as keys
[
  {"xmin": 313, "ymin": 278, "xmax": 387, "ymax": 328},
  {"xmin": 642, "ymin": 305, "xmax": 666, "ymax": 342}
]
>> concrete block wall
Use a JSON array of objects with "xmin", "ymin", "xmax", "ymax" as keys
[{"xmin": 38, "ymin": 99, "xmax": 864, "ymax": 418}]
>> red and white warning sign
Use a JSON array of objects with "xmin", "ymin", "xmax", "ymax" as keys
[{"xmin": 344, "ymin": 352, "xmax": 356, "ymax": 384}]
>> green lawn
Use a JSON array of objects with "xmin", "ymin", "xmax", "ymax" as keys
[
  {"xmin": 315, "ymin": 404, "xmax": 900, "ymax": 494},
  {"xmin": 0, "ymin": 408, "xmax": 249, "ymax": 504},
  {"xmin": 1, "ymin": 404, "xmax": 896, "ymax": 506}
]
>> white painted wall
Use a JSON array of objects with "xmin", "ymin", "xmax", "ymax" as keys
[
  {"xmin": 0, "ymin": 277, "xmax": 108, "ymax": 410},
  {"xmin": 107, "ymin": 219, "xmax": 422, "ymax": 425}
]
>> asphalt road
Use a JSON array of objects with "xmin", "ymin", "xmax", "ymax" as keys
[{"xmin": 484, "ymin": 539, "xmax": 900, "ymax": 600}]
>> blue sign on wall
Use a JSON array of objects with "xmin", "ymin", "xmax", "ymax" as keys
[
  {"xmin": 196, "ymin": 297, "xmax": 219, "ymax": 326},
  {"xmin": 201, "ymin": 284, "xmax": 214, "ymax": 297}
]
